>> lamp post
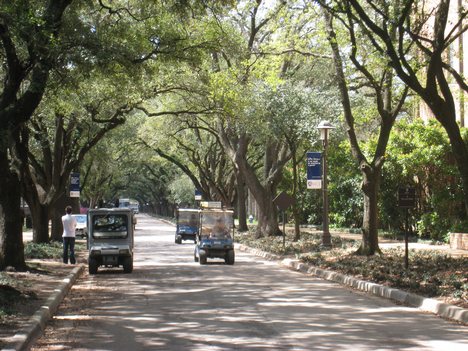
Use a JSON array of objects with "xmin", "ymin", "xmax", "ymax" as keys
[{"xmin": 317, "ymin": 120, "xmax": 334, "ymax": 248}]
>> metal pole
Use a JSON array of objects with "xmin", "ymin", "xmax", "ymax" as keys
[
  {"xmin": 405, "ymin": 208, "xmax": 409, "ymax": 269},
  {"xmin": 282, "ymin": 210, "xmax": 286, "ymax": 249},
  {"xmin": 322, "ymin": 133, "xmax": 331, "ymax": 247}
]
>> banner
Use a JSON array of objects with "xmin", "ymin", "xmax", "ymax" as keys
[
  {"xmin": 70, "ymin": 172, "xmax": 80, "ymax": 197},
  {"xmin": 306, "ymin": 152, "xmax": 322, "ymax": 189}
]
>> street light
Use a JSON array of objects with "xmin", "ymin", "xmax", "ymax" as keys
[{"xmin": 317, "ymin": 120, "xmax": 334, "ymax": 248}]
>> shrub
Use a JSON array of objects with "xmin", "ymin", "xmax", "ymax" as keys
[
  {"xmin": 24, "ymin": 241, "xmax": 63, "ymax": 259},
  {"xmin": 451, "ymin": 220, "xmax": 468, "ymax": 233},
  {"xmin": 417, "ymin": 212, "xmax": 451, "ymax": 242}
]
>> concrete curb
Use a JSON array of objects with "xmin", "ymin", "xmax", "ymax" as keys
[
  {"xmin": 236, "ymin": 244, "xmax": 468, "ymax": 325},
  {"xmin": 3, "ymin": 264, "xmax": 84, "ymax": 351}
]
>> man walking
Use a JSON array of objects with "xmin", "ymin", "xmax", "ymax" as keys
[{"xmin": 62, "ymin": 205, "xmax": 77, "ymax": 264}]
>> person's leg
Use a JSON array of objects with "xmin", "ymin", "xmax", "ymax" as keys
[
  {"xmin": 63, "ymin": 237, "xmax": 69, "ymax": 264},
  {"xmin": 69, "ymin": 237, "xmax": 76, "ymax": 264}
]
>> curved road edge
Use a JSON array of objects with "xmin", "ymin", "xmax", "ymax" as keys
[{"xmin": 236, "ymin": 244, "xmax": 468, "ymax": 325}]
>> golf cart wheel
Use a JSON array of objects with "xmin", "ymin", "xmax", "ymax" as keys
[
  {"xmin": 123, "ymin": 257, "xmax": 133, "ymax": 273},
  {"xmin": 225, "ymin": 249, "xmax": 235, "ymax": 265},
  {"xmin": 88, "ymin": 258, "xmax": 98, "ymax": 275},
  {"xmin": 175, "ymin": 235, "xmax": 182, "ymax": 244},
  {"xmin": 199, "ymin": 250, "xmax": 207, "ymax": 265}
]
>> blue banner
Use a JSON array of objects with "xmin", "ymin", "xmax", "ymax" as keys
[
  {"xmin": 306, "ymin": 152, "xmax": 322, "ymax": 189},
  {"xmin": 70, "ymin": 172, "xmax": 80, "ymax": 197}
]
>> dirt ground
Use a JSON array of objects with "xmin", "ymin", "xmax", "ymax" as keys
[
  {"xmin": 0, "ymin": 258, "xmax": 84, "ymax": 349},
  {"xmin": 29, "ymin": 267, "xmax": 103, "ymax": 350}
]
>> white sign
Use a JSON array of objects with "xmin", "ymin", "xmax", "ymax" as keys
[
  {"xmin": 200, "ymin": 201, "xmax": 222, "ymax": 209},
  {"xmin": 307, "ymin": 179, "xmax": 322, "ymax": 189}
]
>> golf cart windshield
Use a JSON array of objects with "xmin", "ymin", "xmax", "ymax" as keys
[
  {"xmin": 92, "ymin": 214, "xmax": 128, "ymax": 239},
  {"xmin": 178, "ymin": 210, "xmax": 199, "ymax": 228},
  {"xmin": 200, "ymin": 211, "xmax": 233, "ymax": 239}
]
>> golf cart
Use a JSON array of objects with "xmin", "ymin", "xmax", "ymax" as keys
[
  {"xmin": 87, "ymin": 208, "xmax": 135, "ymax": 274},
  {"xmin": 194, "ymin": 206, "xmax": 235, "ymax": 265},
  {"xmin": 175, "ymin": 208, "xmax": 199, "ymax": 244}
]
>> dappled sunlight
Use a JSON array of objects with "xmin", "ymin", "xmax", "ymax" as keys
[{"xmin": 32, "ymin": 214, "xmax": 468, "ymax": 351}]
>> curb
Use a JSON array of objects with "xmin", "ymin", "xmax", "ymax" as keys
[
  {"xmin": 236, "ymin": 244, "xmax": 468, "ymax": 325},
  {"xmin": 3, "ymin": 264, "xmax": 84, "ymax": 351}
]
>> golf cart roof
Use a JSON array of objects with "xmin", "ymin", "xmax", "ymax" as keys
[
  {"xmin": 88, "ymin": 208, "xmax": 133, "ymax": 214},
  {"xmin": 201, "ymin": 209, "xmax": 234, "ymax": 214}
]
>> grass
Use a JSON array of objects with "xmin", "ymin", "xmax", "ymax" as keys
[{"xmin": 235, "ymin": 230, "xmax": 468, "ymax": 309}]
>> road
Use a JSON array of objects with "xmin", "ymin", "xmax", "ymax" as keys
[{"xmin": 31, "ymin": 214, "xmax": 467, "ymax": 351}]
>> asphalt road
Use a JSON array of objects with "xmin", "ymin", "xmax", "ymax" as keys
[{"xmin": 31, "ymin": 214, "xmax": 467, "ymax": 351}]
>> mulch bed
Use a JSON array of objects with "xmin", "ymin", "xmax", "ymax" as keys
[{"xmin": 0, "ymin": 260, "xmax": 77, "ymax": 348}]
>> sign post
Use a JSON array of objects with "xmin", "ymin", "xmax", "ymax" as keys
[
  {"xmin": 398, "ymin": 186, "xmax": 416, "ymax": 269},
  {"xmin": 273, "ymin": 192, "xmax": 296, "ymax": 248}
]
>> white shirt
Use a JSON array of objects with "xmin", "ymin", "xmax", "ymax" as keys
[{"xmin": 62, "ymin": 214, "xmax": 77, "ymax": 238}]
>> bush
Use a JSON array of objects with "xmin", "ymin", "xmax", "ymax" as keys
[
  {"xmin": 24, "ymin": 241, "xmax": 87, "ymax": 259},
  {"xmin": 24, "ymin": 241, "xmax": 63, "ymax": 259},
  {"xmin": 417, "ymin": 212, "xmax": 451, "ymax": 242},
  {"xmin": 451, "ymin": 220, "xmax": 468, "ymax": 233}
]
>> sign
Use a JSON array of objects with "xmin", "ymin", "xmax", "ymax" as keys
[
  {"xmin": 306, "ymin": 152, "xmax": 322, "ymax": 189},
  {"xmin": 398, "ymin": 186, "xmax": 416, "ymax": 208},
  {"xmin": 200, "ymin": 201, "xmax": 222, "ymax": 209},
  {"xmin": 273, "ymin": 192, "xmax": 296, "ymax": 211},
  {"xmin": 195, "ymin": 189, "xmax": 202, "ymax": 201},
  {"xmin": 69, "ymin": 172, "xmax": 80, "ymax": 198}
]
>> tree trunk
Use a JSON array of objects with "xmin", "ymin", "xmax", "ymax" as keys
[
  {"xmin": 355, "ymin": 165, "xmax": 382, "ymax": 255},
  {"xmin": 30, "ymin": 203, "xmax": 50, "ymax": 244},
  {"xmin": 50, "ymin": 192, "xmax": 66, "ymax": 241},
  {"xmin": 51, "ymin": 192, "xmax": 80, "ymax": 241},
  {"xmin": 436, "ymin": 110, "xmax": 468, "ymax": 217},
  {"xmin": 240, "ymin": 170, "xmax": 281, "ymax": 237},
  {"xmin": 50, "ymin": 213, "xmax": 62, "ymax": 242},
  {"xmin": 236, "ymin": 171, "xmax": 248, "ymax": 232},
  {"xmin": 0, "ymin": 146, "xmax": 26, "ymax": 270},
  {"xmin": 255, "ymin": 194, "xmax": 281, "ymax": 238},
  {"xmin": 219, "ymin": 132, "xmax": 282, "ymax": 238}
]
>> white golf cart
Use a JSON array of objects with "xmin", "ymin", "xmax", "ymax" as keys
[{"xmin": 87, "ymin": 208, "xmax": 135, "ymax": 274}]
